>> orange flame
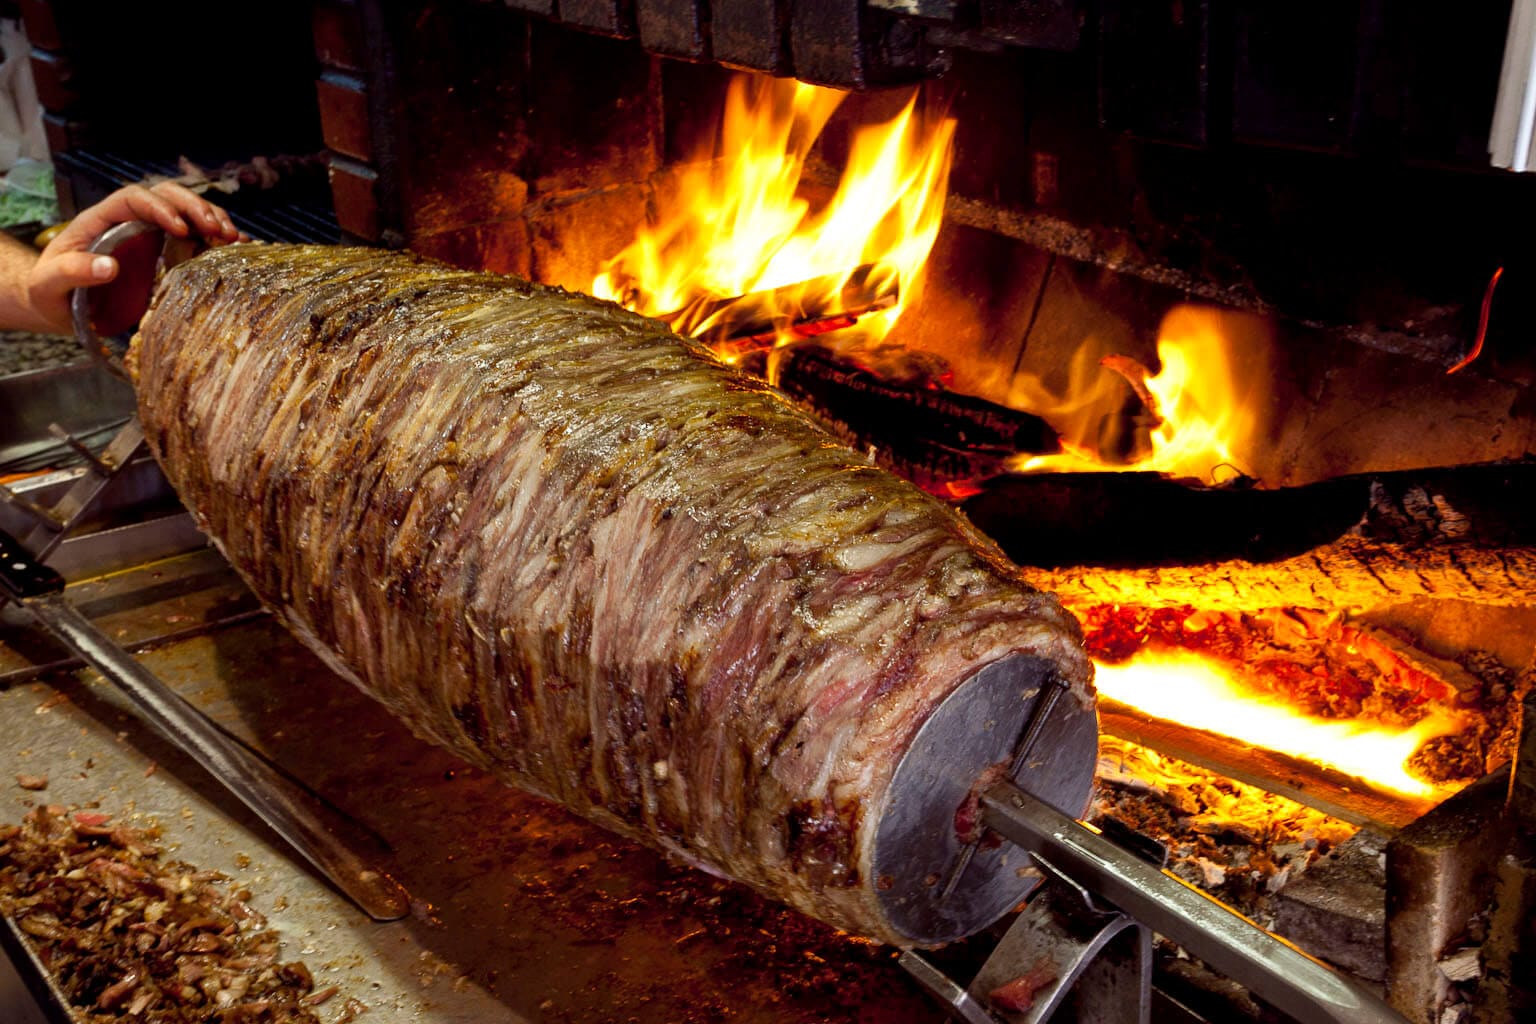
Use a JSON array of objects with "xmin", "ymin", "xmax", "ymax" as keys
[
  {"xmin": 592, "ymin": 74, "xmax": 955, "ymax": 357},
  {"xmin": 1010, "ymin": 306, "xmax": 1272, "ymax": 485},
  {"xmin": 1093, "ymin": 648, "xmax": 1461, "ymax": 798}
]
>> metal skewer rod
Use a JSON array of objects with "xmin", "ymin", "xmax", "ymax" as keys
[
  {"xmin": 0, "ymin": 523, "xmax": 408, "ymax": 923},
  {"xmin": 19, "ymin": 592, "xmax": 410, "ymax": 922},
  {"xmin": 980, "ymin": 780, "xmax": 1409, "ymax": 1024}
]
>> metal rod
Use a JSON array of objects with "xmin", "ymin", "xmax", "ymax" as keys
[
  {"xmin": 20, "ymin": 593, "xmax": 410, "ymax": 921},
  {"xmin": 23, "ymin": 421, "xmax": 147, "ymax": 563},
  {"xmin": 0, "ymin": 483, "xmax": 63, "ymax": 531},
  {"xmin": 46, "ymin": 424, "xmax": 112, "ymax": 476},
  {"xmin": 979, "ymin": 780, "xmax": 1409, "ymax": 1024}
]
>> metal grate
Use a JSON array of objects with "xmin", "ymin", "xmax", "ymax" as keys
[{"xmin": 55, "ymin": 150, "xmax": 341, "ymax": 245}]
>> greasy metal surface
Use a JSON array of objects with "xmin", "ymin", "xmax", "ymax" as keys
[
  {"xmin": 0, "ymin": 362, "xmax": 136, "ymax": 473},
  {"xmin": 980, "ymin": 781, "xmax": 1410, "ymax": 1024},
  {"xmin": 0, "ymin": 914, "xmax": 71, "ymax": 1024},
  {"xmin": 20, "ymin": 591, "xmax": 410, "ymax": 922},
  {"xmin": 873, "ymin": 656, "xmax": 1097, "ymax": 946},
  {"xmin": 38, "ymin": 513, "xmax": 209, "ymax": 583},
  {"xmin": 0, "ymin": 457, "xmax": 179, "ymax": 541},
  {"xmin": 1, "ymin": 554, "xmax": 937, "ymax": 1023},
  {"xmin": 0, "ymin": 548, "xmax": 259, "ymax": 683}
]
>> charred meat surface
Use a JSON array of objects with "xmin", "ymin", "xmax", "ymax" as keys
[{"xmin": 128, "ymin": 244, "xmax": 1092, "ymax": 947}]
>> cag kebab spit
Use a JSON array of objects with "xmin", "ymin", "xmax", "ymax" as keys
[{"xmin": 114, "ymin": 243, "xmax": 1401, "ymax": 1021}]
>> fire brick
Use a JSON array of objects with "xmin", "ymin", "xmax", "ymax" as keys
[
  {"xmin": 1474, "ymin": 687, "xmax": 1536, "ymax": 1021},
  {"xmin": 316, "ymin": 71, "xmax": 372, "ymax": 163},
  {"xmin": 1272, "ymin": 829, "xmax": 1390, "ymax": 982},
  {"xmin": 1386, "ymin": 767, "xmax": 1512, "ymax": 1024}
]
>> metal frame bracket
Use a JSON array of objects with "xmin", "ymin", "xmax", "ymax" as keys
[{"xmin": 902, "ymin": 873, "xmax": 1152, "ymax": 1024}]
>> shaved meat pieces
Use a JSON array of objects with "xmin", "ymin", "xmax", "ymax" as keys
[
  {"xmin": 129, "ymin": 244, "xmax": 1092, "ymax": 946},
  {"xmin": 0, "ymin": 805, "xmax": 329, "ymax": 1022}
]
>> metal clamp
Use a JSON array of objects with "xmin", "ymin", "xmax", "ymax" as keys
[
  {"xmin": 70, "ymin": 221, "xmax": 203, "ymax": 380},
  {"xmin": 904, "ymin": 871, "xmax": 1152, "ymax": 1024},
  {"xmin": 18, "ymin": 420, "xmax": 146, "ymax": 564},
  {"xmin": 907, "ymin": 780, "xmax": 1407, "ymax": 1023}
]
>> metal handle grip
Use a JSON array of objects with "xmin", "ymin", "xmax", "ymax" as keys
[{"xmin": 981, "ymin": 781, "xmax": 1407, "ymax": 1024}]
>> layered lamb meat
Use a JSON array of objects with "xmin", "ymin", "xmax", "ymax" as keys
[{"xmin": 128, "ymin": 244, "xmax": 1092, "ymax": 946}]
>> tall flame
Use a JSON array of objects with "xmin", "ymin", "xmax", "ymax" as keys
[
  {"xmin": 1011, "ymin": 306, "xmax": 1272, "ymax": 485},
  {"xmin": 1094, "ymin": 648, "xmax": 1460, "ymax": 798},
  {"xmin": 592, "ymin": 75, "xmax": 955, "ymax": 355}
]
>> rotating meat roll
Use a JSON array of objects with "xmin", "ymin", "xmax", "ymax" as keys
[{"xmin": 129, "ymin": 244, "xmax": 1097, "ymax": 947}]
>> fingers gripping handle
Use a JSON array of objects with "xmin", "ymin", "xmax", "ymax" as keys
[{"xmin": 71, "ymin": 221, "xmax": 203, "ymax": 379}]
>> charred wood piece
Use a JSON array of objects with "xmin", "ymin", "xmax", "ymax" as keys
[
  {"xmin": 1100, "ymin": 698, "xmax": 1435, "ymax": 832},
  {"xmin": 757, "ymin": 343, "xmax": 1060, "ymax": 493},
  {"xmin": 966, "ymin": 462, "xmax": 1536, "ymax": 573},
  {"xmin": 964, "ymin": 472, "xmax": 1368, "ymax": 569},
  {"xmin": 654, "ymin": 263, "xmax": 897, "ymax": 357}
]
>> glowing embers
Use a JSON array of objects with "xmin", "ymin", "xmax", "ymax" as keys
[
  {"xmin": 1093, "ymin": 648, "xmax": 1461, "ymax": 799},
  {"xmin": 1093, "ymin": 735, "xmax": 1357, "ymax": 904},
  {"xmin": 592, "ymin": 74, "xmax": 954, "ymax": 359}
]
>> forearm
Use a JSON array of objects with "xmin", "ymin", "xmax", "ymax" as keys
[{"xmin": 0, "ymin": 233, "xmax": 55, "ymax": 334}]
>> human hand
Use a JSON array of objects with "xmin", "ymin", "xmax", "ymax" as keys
[{"xmin": 25, "ymin": 181, "xmax": 243, "ymax": 334}]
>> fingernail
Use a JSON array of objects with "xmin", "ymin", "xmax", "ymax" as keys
[
  {"xmin": 172, "ymin": 215, "xmax": 187, "ymax": 232},
  {"xmin": 91, "ymin": 255, "xmax": 115, "ymax": 280}
]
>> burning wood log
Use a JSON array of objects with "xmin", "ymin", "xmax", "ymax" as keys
[
  {"xmin": 641, "ymin": 264, "xmax": 897, "ymax": 360},
  {"xmin": 963, "ymin": 472, "xmax": 1360, "ymax": 568},
  {"xmin": 749, "ymin": 342, "xmax": 1060, "ymax": 493},
  {"xmin": 966, "ymin": 463, "xmax": 1536, "ymax": 610},
  {"xmin": 1021, "ymin": 540, "xmax": 1536, "ymax": 613},
  {"xmin": 1098, "ymin": 701, "xmax": 1437, "ymax": 831}
]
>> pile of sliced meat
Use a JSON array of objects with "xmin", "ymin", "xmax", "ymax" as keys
[{"xmin": 0, "ymin": 805, "xmax": 334, "ymax": 1021}]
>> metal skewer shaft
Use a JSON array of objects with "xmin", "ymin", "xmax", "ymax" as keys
[
  {"xmin": 980, "ymin": 781, "xmax": 1408, "ymax": 1024},
  {"xmin": 20, "ymin": 592, "xmax": 410, "ymax": 922}
]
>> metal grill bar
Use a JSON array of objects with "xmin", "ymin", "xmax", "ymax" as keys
[{"xmin": 55, "ymin": 150, "xmax": 341, "ymax": 245}]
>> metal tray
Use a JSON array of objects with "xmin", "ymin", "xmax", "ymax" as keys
[{"xmin": 0, "ymin": 550, "xmax": 934, "ymax": 1023}]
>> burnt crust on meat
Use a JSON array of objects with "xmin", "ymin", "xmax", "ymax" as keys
[{"xmin": 129, "ymin": 244, "xmax": 1092, "ymax": 946}]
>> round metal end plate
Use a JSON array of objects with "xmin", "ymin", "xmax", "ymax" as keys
[{"xmin": 871, "ymin": 655, "xmax": 1097, "ymax": 946}]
